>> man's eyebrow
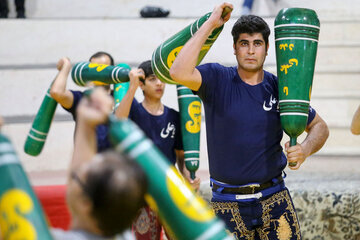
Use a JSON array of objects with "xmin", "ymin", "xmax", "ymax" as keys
[
  {"xmin": 239, "ymin": 39, "xmax": 250, "ymax": 43},
  {"xmin": 239, "ymin": 39, "xmax": 264, "ymax": 43}
]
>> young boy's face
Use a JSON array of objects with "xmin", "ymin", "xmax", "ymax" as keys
[{"xmin": 140, "ymin": 74, "xmax": 165, "ymax": 100}]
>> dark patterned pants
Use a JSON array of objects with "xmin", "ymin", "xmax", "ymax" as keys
[{"xmin": 211, "ymin": 188, "xmax": 301, "ymax": 240}]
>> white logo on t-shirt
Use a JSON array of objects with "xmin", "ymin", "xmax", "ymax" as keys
[
  {"xmin": 160, "ymin": 122, "xmax": 175, "ymax": 139},
  {"xmin": 263, "ymin": 94, "xmax": 277, "ymax": 111}
]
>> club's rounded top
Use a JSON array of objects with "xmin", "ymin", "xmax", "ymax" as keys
[{"xmin": 275, "ymin": 8, "xmax": 320, "ymax": 27}]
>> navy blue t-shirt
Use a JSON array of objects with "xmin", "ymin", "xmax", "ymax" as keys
[
  {"xmin": 63, "ymin": 90, "xmax": 111, "ymax": 153},
  {"xmin": 129, "ymin": 100, "xmax": 183, "ymax": 165},
  {"xmin": 195, "ymin": 63, "xmax": 316, "ymax": 185}
]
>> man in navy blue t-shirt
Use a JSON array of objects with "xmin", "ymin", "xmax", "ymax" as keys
[
  {"xmin": 115, "ymin": 60, "xmax": 200, "ymax": 240},
  {"xmin": 170, "ymin": 3, "xmax": 329, "ymax": 239},
  {"xmin": 50, "ymin": 52, "xmax": 115, "ymax": 152}
]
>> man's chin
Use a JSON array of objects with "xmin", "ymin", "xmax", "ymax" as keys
[
  {"xmin": 242, "ymin": 65, "xmax": 262, "ymax": 72},
  {"xmin": 153, "ymin": 94, "xmax": 163, "ymax": 100}
]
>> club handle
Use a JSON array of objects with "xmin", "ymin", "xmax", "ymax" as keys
[
  {"xmin": 288, "ymin": 137, "xmax": 297, "ymax": 167},
  {"xmin": 221, "ymin": 6, "xmax": 233, "ymax": 18}
]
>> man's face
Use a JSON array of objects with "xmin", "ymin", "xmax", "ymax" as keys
[
  {"xmin": 140, "ymin": 74, "xmax": 165, "ymax": 100},
  {"xmin": 233, "ymin": 33, "xmax": 268, "ymax": 72},
  {"xmin": 66, "ymin": 155, "xmax": 104, "ymax": 219},
  {"xmin": 66, "ymin": 164, "xmax": 91, "ymax": 218}
]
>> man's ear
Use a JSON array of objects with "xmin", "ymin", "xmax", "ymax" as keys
[
  {"xmin": 233, "ymin": 43, "xmax": 236, "ymax": 55},
  {"xmin": 74, "ymin": 191, "xmax": 93, "ymax": 217},
  {"xmin": 266, "ymin": 43, "xmax": 269, "ymax": 56},
  {"xmin": 139, "ymin": 80, "xmax": 145, "ymax": 91},
  {"xmin": 83, "ymin": 196, "xmax": 93, "ymax": 211}
]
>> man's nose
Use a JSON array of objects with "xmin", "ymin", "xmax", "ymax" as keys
[
  {"xmin": 248, "ymin": 44, "xmax": 255, "ymax": 54},
  {"xmin": 156, "ymin": 79, "xmax": 163, "ymax": 85}
]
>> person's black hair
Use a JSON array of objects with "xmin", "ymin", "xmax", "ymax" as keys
[
  {"xmin": 231, "ymin": 15, "xmax": 270, "ymax": 47},
  {"xmin": 138, "ymin": 60, "xmax": 154, "ymax": 84},
  {"xmin": 85, "ymin": 151, "xmax": 147, "ymax": 237},
  {"xmin": 89, "ymin": 51, "xmax": 115, "ymax": 66}
]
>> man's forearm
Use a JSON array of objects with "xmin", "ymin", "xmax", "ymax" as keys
[
  {"xmin": 175, "ymin": 149, "xmax": 185, "ymax": 174},
  {"xmin": 302, "ymin": 119, "xmax": 329, "ymax": 157},
  {"xmin": 50, "ymin": 65, "xmax": 74, "ymax": 109},
  {"xmin": 50, "ymin": 67, "xmax": 70, "ymax": 97},
  {"xmin": 170, "ymin": 20, "xmax": 217, "ymax": 86},
  {"xmin": 173, "ymin": 21, "xmax": 216, "ymax": 70},
  {"xmin": 177, "ymin": 158, "xmax": 185, "ymax": 175},
  {"xmin": 115, "ymin": 85, "xmax": 137, "ymax": 118},
  {"xmin": 71, "ymin": 120, "xmax": 97, "ymax": 170},
  {"xmin": 170, "ymin": 3, "xmax": 232, "ymax": 90}
]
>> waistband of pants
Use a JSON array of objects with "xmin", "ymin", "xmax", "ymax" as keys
[
  {"xmin": 211, "ymin": 173, "xmax": 285, "ymax": 195},
  {"xmin": 212, "ymin": 181, "xmax": 286, "ymax": 202}
]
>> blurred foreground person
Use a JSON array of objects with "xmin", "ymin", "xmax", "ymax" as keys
[{"xmin": 51, "ymin": 88, "xmax": 147, "ymax": 240}]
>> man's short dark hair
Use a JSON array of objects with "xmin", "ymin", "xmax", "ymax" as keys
[
  {"xmin": 138, "ymin": 60, "xmax": 153, "ymax": 79},
  {"xmin": 85, "ymin": 151, "xmax": 147, "ymax": 237},
  {"xmin": 89, "ymin": 51, "xmax": 115, "ymax": 66},
  {"xmin": 231, "ymin": 15, "xmax": 270, "ymax": 47}
]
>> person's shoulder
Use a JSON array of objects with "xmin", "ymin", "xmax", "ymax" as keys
[
  {"xmin": 263, "ymin": 70, "xmax": 278, "ymax": 85},
  {"xmin": 51, "ymin": 228, "xmax": 82, "ymax": 240},
  {"xmin": 163, "ymin": 105, "xmax": 180, "ymax": 118},
  {"xmin": 70, "ymin": 90, "xmax": 84, "ymax": 99},
  {"xmin": 264, "ymin": 70, "xmax": 277, "ymax": 81},
  {"xmin": 198, "ymin": 63, "xmax": 236, "ymax": 81},
  {"xmin": 62, "ymin": 90, "xmax": 83, "ymax": 112},
  {"xmin": 131, "ymin": 98, "xmax": 140, "ymax": 108},
  {"xmin": 164, "ymin": 105, "xmax": 178, "ymax": 114},
  {"xmin": 69, "ymin": 90, "xmax": 83, "ymax": 95},
  {"xmin": 199, "ymin": 62, "xmax": 229, "ymax": 71},
  {"xmin": 129, "ymin": 99, "xmax": 141, "ymax": 112}
]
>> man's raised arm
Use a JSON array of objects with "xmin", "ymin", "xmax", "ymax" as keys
[
  {"xmin": 115, "ymin": 69, "xmax": 144, "ymax": 118},
  {"xmin": 169, "ymin": 3, "xmax": 233, "ymax": 91},
  {"xmin": 71, "ymin": 88, "xmax": 113, "ymax": 171},
  {"xmin": 50, "ymin": 57, "xmax": 74, "ymax": 109}
]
